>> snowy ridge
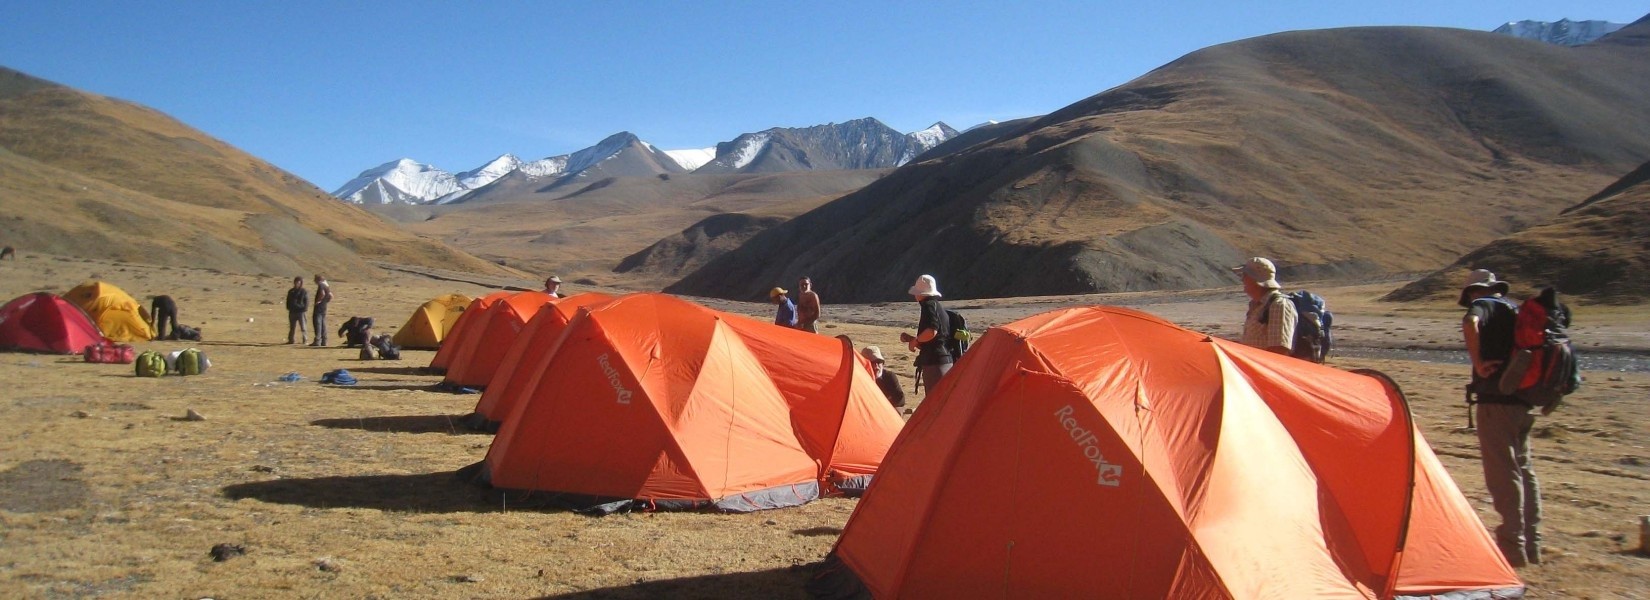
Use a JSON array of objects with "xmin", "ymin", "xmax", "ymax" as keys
[
  {"xmin": 1492, "ymin": 19, "xmax": 1626, "ymax": 46},
  {"xmin": 898, "ymin": 122, "xmax": 960, "ymax": 166},
  {"xmin": 664, "ymin": 147, "xmax": 716, "ymax": 171},
  {"xmin": 333, "ymin": 158, "xmax": 461, "ymax": 204},
  {"xmin": 730, "ymin": 133, "xmax": 770, "ymax": 170},
  {"xmin": 456, "ymin": 154, "xmax": 523, "ymax": 189}
]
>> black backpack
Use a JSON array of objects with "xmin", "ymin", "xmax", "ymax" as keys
[
  {"xmin": 174, "ymin": 324, "xmax": 202, "ymax": 341},
  {"xmin": 944, "ymin": 310, "xmax": 970, "ymax": 358},
  {"xmin": 371, "ymin": 334, "xmax": 401, "ymax": 360}
]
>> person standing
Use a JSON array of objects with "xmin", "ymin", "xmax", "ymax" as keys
[
  {"xmin": 149, "ymin": 295, "xmax": 178, "ymax": 340},
  {"xmin": 770, "ymin": 287, "xmax": 797, "ymax": 328},
  {"xmin": 860, "ymin": 346, "xmax": 905, "ymax": 408},
  {"xmin": 285, "ymin": 276, "xmax": 309, "ymax": 345},
  {"xmin": 310, "ymin": 274, "xmax": 333, "ymax": 346},
  {"xmin": 544, "ymin": 276, "xmax": 563, "ymax": 298},
  {"xmin": 899, "ymin": 274, "xmax": 952, "ymax": 396},
  {"xmin": 1234, "ymin": 257, "xmax": 1297, "ymax": 355},
  {"xmin": 796, "ymin": 276, "xmax": 821, "ymax": 333},
  {"xmin": 1460, "ymin": 269, "xmax": 1541, "ymax": 567}
]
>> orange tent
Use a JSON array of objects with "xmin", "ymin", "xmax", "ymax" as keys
[
  {"xmin": 428, "ymin": 291, "xmax": 510, "ymax": 372},
  {"xmin": 465, "ymin": 292, "xmax": 615, "ymax": 431},
  {"xmin": 440, "ymin": 291, "xmax": 554, "ymax": 388},
  {"xmin": 817, "ymin": 306, "xmax": 1521, "ymax": 599},
  {"xmin": 470, "ymin": 293, "xmax": 904, "ymax": 512}
]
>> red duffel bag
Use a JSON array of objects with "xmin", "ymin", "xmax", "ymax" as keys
[{"xmin": 83, "ymin": 341, "xmax": 137, "ymax": 364}]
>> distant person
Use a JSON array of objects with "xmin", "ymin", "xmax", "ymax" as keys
[
  {"xmin": 899, "ymin": 274, "xmax": 953, "ymax": 395},
  {"xmin": 1460, "ymin": 269, "xmax": 1542, "ymax": 567},
  {"xmin": 544, "ymin": 276, "xmax": 563, "ymax": 298},
  {"xmin": 310, "ymin": 274, "xmax": 333, "ymax": 346},
  {"xmin": 285, "ymin": 276, "xmax": 309, "ymax": 345},
  {"xmin": 0, "ymin": 246, "xmax": 14, "ymax": 260},
  {"xmin": 149, "ymin": 295, "xmax": 178, "ymax": 340},
  {"xmin": 1233, "ymin": 257, "xmax": 1296, "ymax": 355},
  {"xmin": 861, "ymin": 346, "xmax": 905, "ymax": 408},
  {"xmin": 796, "ymin": 276, "xmax": 821, "ymax": 333},
  {"xmin": 770, "ymin": 287, "xmax": 797, "ymax": 328}
]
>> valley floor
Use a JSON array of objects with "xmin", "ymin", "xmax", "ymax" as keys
[{"xmin": 0, "ymin": 254, "xmax": 1646, "ymax": 598}]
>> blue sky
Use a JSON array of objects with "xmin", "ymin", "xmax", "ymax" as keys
[{"xmin": 2, "ymin": 1, "xmax": 1643, "ymax": 190}]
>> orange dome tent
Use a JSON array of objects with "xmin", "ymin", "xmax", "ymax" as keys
[
  {"xmin": 428, "ymin": 291, "xmax": 510, "ymax": 371},
  {"xmin": 468, "ymin": 293, "xmax": 904, "ymax": 512},
  {"xmin": 440, "ymin": 291, "xmax": 554, "ymax": 388},
  {"xmin": 815, "ymin": 306, "xmax": 1521, "ymax": 599},
  {"xmin": 0, "ymin": 293, "xmax": 104, "ymax": 354},
  {"xmin": 63, "ymin": 281, "xmax": 153, "ymax": 342},
  {"xmin": 464, "ymin": 292, "xmax": 615, "ymax": 431},
  {"xmin": 391, "ymin": 293, "xmax": 472, "ymax": 350}
]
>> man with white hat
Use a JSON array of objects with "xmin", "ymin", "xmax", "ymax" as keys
[
  {"xmin": 899, "ymin": 274, "xmax": 953, "ymax": 394},
  {"xmin": 860, "ymin": 346, "xmax": 905, "ymax": 408},
  {"xmin": 1459, "ymin": 268, "xmax": 1541, "ymax": 567},
  {"xmin": 543, "ymin": 276, "xmax": 563, "ymax": 298},
  {"xmin": 1234, "ymin": 257, "xmax": 1296, "ymax": 354}
]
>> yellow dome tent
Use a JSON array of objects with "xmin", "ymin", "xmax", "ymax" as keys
[
  {"xmin": 392, "ymin": 293, "xmax": 472, "ymax": 349},
  {"xmin": 63, "ymin": 281, "xmax": 155, "ymax": 342}
]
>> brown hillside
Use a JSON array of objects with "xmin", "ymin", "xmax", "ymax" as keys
[
  {"xmin": 399, "ymin": 169, "xmax": 884, "ymax": 284},
  {"xmin": 668, "ymin": 23, "xmax": 1650, "ymax": 302},
  {"xmin": 1386, "ymin": 160, "xmax": 1650, "ymax": 304},
  {"xmin": 0, "ymin": 67, "xmax": 510, "ymax": 279}
]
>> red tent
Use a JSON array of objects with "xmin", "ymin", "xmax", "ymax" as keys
[
  {"xmin": 428, "ymin": 291, "xmax": 510, "ymax": 373},
  {"xmin": 465, "ymin": 292, "xmax": 615, "ymax": 431},
  {"xmin": 470, "ymin": 293, "xmax": 904, "ymax": 512},
  {"xmin": 440, "ymin": 291, "xmax": 554, "ymax": 388},
  {"xmin": 0, "ymin": 293, "xmax": 104, "ymax": 354},
  {"xmin": 817, "ymin": 306, "xmax": 1521, "ymax": 599}
]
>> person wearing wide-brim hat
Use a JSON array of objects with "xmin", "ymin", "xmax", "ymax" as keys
[
  {"xmin": 1458, "ymin": 267, "xmax": 1542, "ymax": 567},
  {"xmin": 544, "ymin": 276, "xmax": 563, "ymax": 298},
  {"xmin": 899, "ymin": 274, "xmax": 953, "ymax": 395},
  {"xmin": 860, "ymin": 345, "xmax": 905, "ymax": 408},
  {"xmin": 1233, "ymin": 257, "xmax": 1297, "ymax": 355},
  {"xmin": 770, "ymin": 286, "xmax": 797, "ymax": 328}
]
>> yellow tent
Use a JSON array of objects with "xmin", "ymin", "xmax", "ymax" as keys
[
  {"xmin": 392, "ymin": 293, "xmax": 472, "ymax": 349},
  {"xmin": 63, "ymin": 281, "xmax": 154, "ymax": 342}
]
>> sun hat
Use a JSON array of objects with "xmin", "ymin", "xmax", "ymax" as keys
[
  {"xmin": 1232, "ymin": 257, "xmax": 1280, "ymax": 289},
  {"xmin": 860, "ymin": 346, "xmax": 886, "ymax": 363},
  {"xmin": 770, "ymin": 287, "xmax": 788, "ymax": 298},
  {"xmin": 1457, "ymin": 269, "xmax": 1510, "ymax": 307},
  {"xmin": 547, "ymin": 276, "xmax": 562, "ymax": 284},
  {"xmin": 908, "ymin": 274, "xmax": 942, "ymax": 297}
]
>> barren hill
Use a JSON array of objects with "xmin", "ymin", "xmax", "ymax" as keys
[
  {"xmin": 0, "ymin": 67, "xmax": 510, "ymax": 279},
  {"xmin": 667, "ymin": 21, "xmax": 1650, "ymax": 302},
  {"xmin": 391, "ymin": 169, "xmax": 886, "ymax": 286},
  {"xmin": 1386, "ymin": 160, "xmax": 1650, "ymax": 304}
]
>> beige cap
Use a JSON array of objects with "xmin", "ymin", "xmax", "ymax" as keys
[
  {"xmin": 1232, "ymin": 257, "xmax": 1280, "ymax": 289},
  {"xmin": 547, "ymin": 276, "xmax": 562, "ymax": 284},
  {"xmin": 1458, "ymin": 269, "xmax": 1510, "ymax": 307},
  {"xmin": 860, "ymin": 346, "xmax": 886, "ymax": 363}
]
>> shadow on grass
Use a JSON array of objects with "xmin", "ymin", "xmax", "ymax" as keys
[
  {"xmin": 535, "ymin": 566, "xmax": 811, "ymax": 600},
  {"xmin": 311, "ymin": 414, "xmax": 483, "ymax": 435},
  {"xmin": 345, "ymin": 366, "xmax": 437, "ymax": 376},
  {"xmin": 328, "ymin": 384, "xmax": 444, "ymax": 392},
  {"xmin": 223, "ymin": 471, "xmax": 497, "ymax": 513}
]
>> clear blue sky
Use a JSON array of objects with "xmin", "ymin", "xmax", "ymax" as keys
[{"xmin": 2, "ymin": 1, "xmax": 1643, "ymax": 191}]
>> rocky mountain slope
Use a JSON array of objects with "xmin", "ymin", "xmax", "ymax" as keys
[
  {"xmin": 0, "ymin": 67, "xmax": 509, "ymax": 279},
  {"xmin": 694, "ymin": 118, "xmax": 956, "ymax": 174},
  {"xmin": 666, "ymin": 20, "xmax": 1650, "ymax": 302},
  {"xmin": 1493, "ymin": 19, "xmax": 1626, "ymax": 46}
]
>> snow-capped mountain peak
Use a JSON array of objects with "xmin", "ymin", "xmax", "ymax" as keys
[
  {"xmin": 332, "ymin": 158, "xmax": 460, "ymax": 204},
  {"xmin": 456, "ymin": 154, "xmax": 523, "ymax": 189},
  {"xmin": 1492, "ymin": 19, "xmax": 1626, "ymax": 46},
  {"xmin": 664, "ymin": 147, "xmax": 717, "ymax": 171}
]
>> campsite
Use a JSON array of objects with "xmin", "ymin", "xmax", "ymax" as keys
[{"xmin": 1, "ymin": 253, "xmax": 1646, "ymax": 598}]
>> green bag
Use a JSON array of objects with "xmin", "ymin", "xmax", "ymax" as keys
[
  {"xmin": 135, "ymin": 351, "xmax": 166, "ymax": 378},
  {"xmin": 176, "ymin": 348, "xmax": 208, "ymax": 376}
]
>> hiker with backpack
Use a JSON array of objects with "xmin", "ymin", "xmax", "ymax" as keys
[
  {"xmin": 285, "ymin": 276, "xmax": 309, "ymax": 345},
  {"xmin": 1234, "ymin": 257, "xmax": 1298, "ymax": 355},
  {"xmin": 899, "ymin": 274, "xmax": 953, "ymax": 395},
  {"xmin": 1459, "ymin": 269, "xmax": 1543, "ymax": 567},
  {"xmin": 310, "ymin": 274, "xmax": 332, "ymax": 346}
]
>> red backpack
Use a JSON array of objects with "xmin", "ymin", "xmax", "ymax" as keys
[
  {"xmin": 1497, "ymin": 287, "xmax": 1581, "ymax": 411},
  {"xmin": 83, "ymin": 340, "xmax": 136, "ymax": 364}
]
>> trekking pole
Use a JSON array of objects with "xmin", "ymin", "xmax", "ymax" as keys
[{"xmin": 913, "ymin": 368, "xmax": 922, "ymax": 395}]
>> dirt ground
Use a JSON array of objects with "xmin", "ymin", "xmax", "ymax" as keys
[{"xmin": 0, "ymin": 254, "xmax": 1646, "ymax": 599}]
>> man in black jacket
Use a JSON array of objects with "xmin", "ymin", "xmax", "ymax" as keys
[
  {"xmin": 149, "ymin": 295, "xmax": 178, "ymax": 340},
  {"xmin": 1461, "ymin": 269, "xmax": 1542, "ymax": 567},
  {"xmin": 285, "ymin": 276, "xmax": 309, "ymax": 345}
]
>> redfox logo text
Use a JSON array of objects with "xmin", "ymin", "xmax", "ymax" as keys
[
  {"xmin": 596, "ymin": 353, "xmax": 633, "ymax": 404},
  {"xmin": 1054, "ymin": 405, "xmax": 1123, "ymax": 487}
]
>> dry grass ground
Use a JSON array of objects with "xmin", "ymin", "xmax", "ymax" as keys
[{"xmin": 1, "ymin": 255, "xmax": 1646, "ymax": 598}]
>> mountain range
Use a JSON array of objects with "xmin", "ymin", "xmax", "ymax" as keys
[
  {"xmin": 332, "ymin": 119, "xmax": 957, "ymax": 205},
  {"xmin": 1493, "ymin": 19, "xmax": 1627, "ymax": 46},
  {"xmin": 665, "ymin": 18, "xmax": 1650, "ymax": 302}
]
